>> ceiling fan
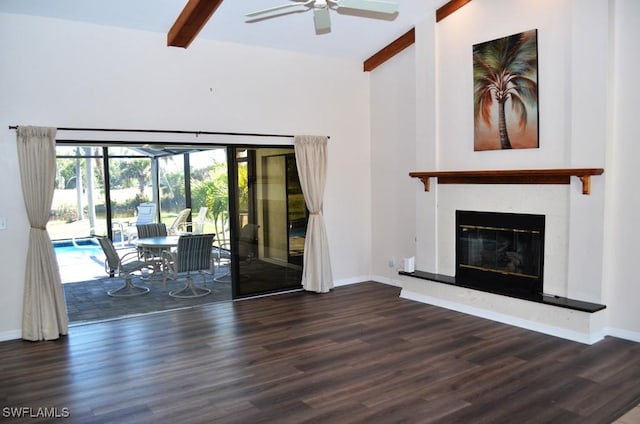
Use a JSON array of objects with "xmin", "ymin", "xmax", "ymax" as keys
[{"xmin": 246, "ymin": 0, "xmax": 399, "ymax": 33}]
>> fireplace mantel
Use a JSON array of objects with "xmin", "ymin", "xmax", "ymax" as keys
[{"xmin": 409, "ymin": 168, "xmax": 604, "ymax": 195}]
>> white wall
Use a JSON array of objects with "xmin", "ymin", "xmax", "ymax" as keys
[
  {"xmin": 0, "ymin": 14, "xmax": 372, "ymax": 339},
  {"xmin": 369, "ymin": 10, "xmax": 436, "ymax": 285},
  {"xmin": 370, "ymin": 46, "xmax": 417, "ymax": 285},
  {"xmin": 370, "ymin": 0, "xmax": 639, "ymax": 339},
  {"xmin": 603, "ymin": 0, "xmax": 640, "ymax": 338}
]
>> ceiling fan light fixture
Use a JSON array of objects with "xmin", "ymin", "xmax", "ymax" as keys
[{"xmin": 313, "ymin": 7, "xmax": 331, "ymax": 32}]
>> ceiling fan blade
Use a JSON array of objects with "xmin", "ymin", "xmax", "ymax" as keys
[
  {"xmin": 246, "ymin": 1, "xmax": 313, "ymax": 17},
  {"xmin": 336, "ymin": 0, "xmax": 398, "ymax": 14},
  {"xmin": 313, "ymin": 7, "xmax": 331, "ymax": 31}
]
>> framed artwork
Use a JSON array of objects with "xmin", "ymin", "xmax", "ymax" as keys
[{"xmin": 473, "ymin": 29, "xmax": 539, "ymax": 151}]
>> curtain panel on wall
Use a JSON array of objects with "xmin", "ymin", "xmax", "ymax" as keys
[
  {"xmin": 294, "ymin": 135, "xmax": 333, "ymax": 293},
  {"xmin": 17, "ymin": 126, "xmax": 68, "ymax": 341}
]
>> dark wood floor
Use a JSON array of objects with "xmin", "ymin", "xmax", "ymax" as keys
[{"xmin": 1, "ymin": 282, "xmax": 639, "ymax": 423}]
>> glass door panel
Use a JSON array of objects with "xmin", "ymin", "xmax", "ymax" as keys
[
  {"xmin": 158, "ymin": 154, "xmax": 185, "ymax": 227},
  {"xmin": 51, "ymin": 146, "xmax": 107, "ymax": 241},
  {"xmin": 107, "ymin": 147, "xmax": 155, "ymax": 243},
  {"xmin": 189, "ymin": 148, "xmax": 228, "ymax": 237},
  {"xmin": 232, "ymin": 147, "xmax": 305, "ymax": 298}
]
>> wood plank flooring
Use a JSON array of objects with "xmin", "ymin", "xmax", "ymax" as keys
[{"xmin": 1, "ymin": 282, "xmax": 639, "ymax": 423}]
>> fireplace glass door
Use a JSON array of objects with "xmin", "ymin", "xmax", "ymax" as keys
[
  {"xmin": 459, "ymin": 225, "xmax": 541, "ymax": 279},
  {"xmin": 456, "ymin": 210, "xmax": 545, "ymax": 296}
]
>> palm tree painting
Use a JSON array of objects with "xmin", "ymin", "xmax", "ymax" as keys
[{"xmin": 473, "ymin": 29, "xmax": 539, "ymax": 151}]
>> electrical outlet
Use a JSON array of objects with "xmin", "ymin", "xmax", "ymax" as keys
[
  {"xmin": 388, "ymin": 257, "xmax": 395, "ymax": 268},
  {"xmin": 0, "ymin": 217, "xmax": 6, "ymax": 230}
]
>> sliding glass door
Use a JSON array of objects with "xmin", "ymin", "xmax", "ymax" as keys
[
  {"xmin": 230, "ymin": 147, "xmax": 306, "ymax": 298},
  {"xmin": 52, "ymin": 142, "xmax": 305, "ymax": 298}
]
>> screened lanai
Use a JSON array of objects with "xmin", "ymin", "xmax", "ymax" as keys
[
  {"xmin": 51, "ymin": 143, "xmax": 227, "ymax": 246},
  {"xmin": 52, "ymin": 139, "xmax": 308, "ymax": 323}
]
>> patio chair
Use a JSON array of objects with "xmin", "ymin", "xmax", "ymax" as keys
[
  {"xmin": 126, "ymin": 202, "xmax": 157, "ymax": 242},
  {"xmin": 137, "ymin": 222, "xmax": 168, "ymax": 239},
  {"xmin": 163, "ymin": 234, "xmax": 215, "ymax": 298},
  {"xmin": 167, "ymin": 208, "xmax": 191, "ymax": 235},
  {"xmin": 182, "ymin": 206, "xmax": 209, "ymax": 235},
  {"xmin": 96, "ymin": 236, "xmax": 152, "ymax": 297},
  {"xmin": 137, "ymin": 202, "xmax": 157, "ymax": 225},
  {"xmin": 212, "ymin": 233, "xmax": 232, "ymax": 283},
  {"xmin": 136, "ymin": 223, "xmax": 168, "ymax": 277}
]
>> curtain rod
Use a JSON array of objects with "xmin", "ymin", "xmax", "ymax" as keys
[{"xmin": 8, "ymin": 125, "xmax": 329, "ymax": 139}]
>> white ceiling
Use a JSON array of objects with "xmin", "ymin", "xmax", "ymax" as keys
[{"xmin": 0, "ymin": 0, "xmax": 446, "ymax": 61}]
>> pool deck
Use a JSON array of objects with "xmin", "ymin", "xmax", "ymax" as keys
[
  {"xmin": 56, "ymin": 244, "xmax": 233, "ymax": 324},
  {"xmin": 58, "ymin": 254, "xmax": 107, "ymax": 283}
]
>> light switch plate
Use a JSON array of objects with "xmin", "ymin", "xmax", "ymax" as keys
[{"xmin": 0, "ymin": 217, "xmax": 7, "ymax": 230}]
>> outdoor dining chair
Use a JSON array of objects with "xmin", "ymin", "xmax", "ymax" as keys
[
  {"xmin": 96, "ymin": 236, "xmax": 152, "ymax": 297},
  {"xmin": 136, "ymin": 222, "xmax": 168, "ymax": 278},
  {"xmin": 136, "ymin": 222, "xmax": 168, "ymax": 239},
  {"xmin": 162, "ymin": 233, "xmax": 215, "ymax": 298}
]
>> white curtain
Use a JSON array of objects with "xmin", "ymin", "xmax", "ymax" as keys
[
  {"xmin": 17, "ymin": 126, "xmax": 68, "ymax": 341},
  {"xmin": 294, "ymin": 135, "xmax": 333, "ymax": 293}
]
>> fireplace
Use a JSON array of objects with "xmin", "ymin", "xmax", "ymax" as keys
[{"xmin": 456, "ymin": 210, "xmax": 545, "ymax": 298}]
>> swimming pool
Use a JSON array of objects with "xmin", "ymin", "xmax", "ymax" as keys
[{"xmin": 53, "ymin": 239, "xmax": 103, "ymax": 257}]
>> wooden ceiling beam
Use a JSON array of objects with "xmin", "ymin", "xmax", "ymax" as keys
[
  {"xmin": 167, "ymin": 0, "xmax": 224, "ymax": 48},
  {"xmin": 436, "ymin": 0, "xmax": 472, "ymax": 23},
  {"xmin": 362, "ymin": 0, "xmax": 472, "ymax": 72},
  {"xmin": 363, "ymin": 28, "xmax": 415, "ymax": 72}
]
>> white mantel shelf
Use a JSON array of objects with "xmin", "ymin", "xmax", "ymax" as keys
[{"xmin": 409, "ymin": 168, "xmax": 604, "ymax": 195}]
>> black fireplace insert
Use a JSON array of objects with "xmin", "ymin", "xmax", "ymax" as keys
[{"xmin": 456, "ymin": 210, "xmax": 545, "ymax": 297}]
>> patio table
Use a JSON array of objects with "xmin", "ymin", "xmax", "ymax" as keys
[
  {"xmin": 135, "ymin": 236, "xmax": 180, "ymax": 281},
  {"xmin": 136, "ymin": 236, "xmax": 181, "ymax": 250}
]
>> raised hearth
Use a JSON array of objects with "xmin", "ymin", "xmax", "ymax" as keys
[
  {"xmin": 398, "ymin": 269, "xmax": 605, "ymax": 313},
  {"xmin": 398, "ymin": 269, "xmax": 607, "ymax": 344}
]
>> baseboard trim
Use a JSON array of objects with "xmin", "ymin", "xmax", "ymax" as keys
[
  {"xmin": 0, "ymin": 329, "xmax": 22, "ymax": 342},
  {"xmin": 604, "ymin": 327, "xmax": 640, "ymax": 343},
  {"xmin": 333, "ymin": 275, "xmax": 372, "ymax": 287},
  {"xmin": 400, "ymin": 288, "xmax": 605, "ymax": 345},
  {"xmin": 368, "ymin": 275, "xmax": 402, "ymax": 287}
]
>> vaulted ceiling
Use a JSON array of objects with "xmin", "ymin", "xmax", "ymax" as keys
[{"xmin": 0, "ymin": 0, "xmax": 467, "ymax": 61}]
